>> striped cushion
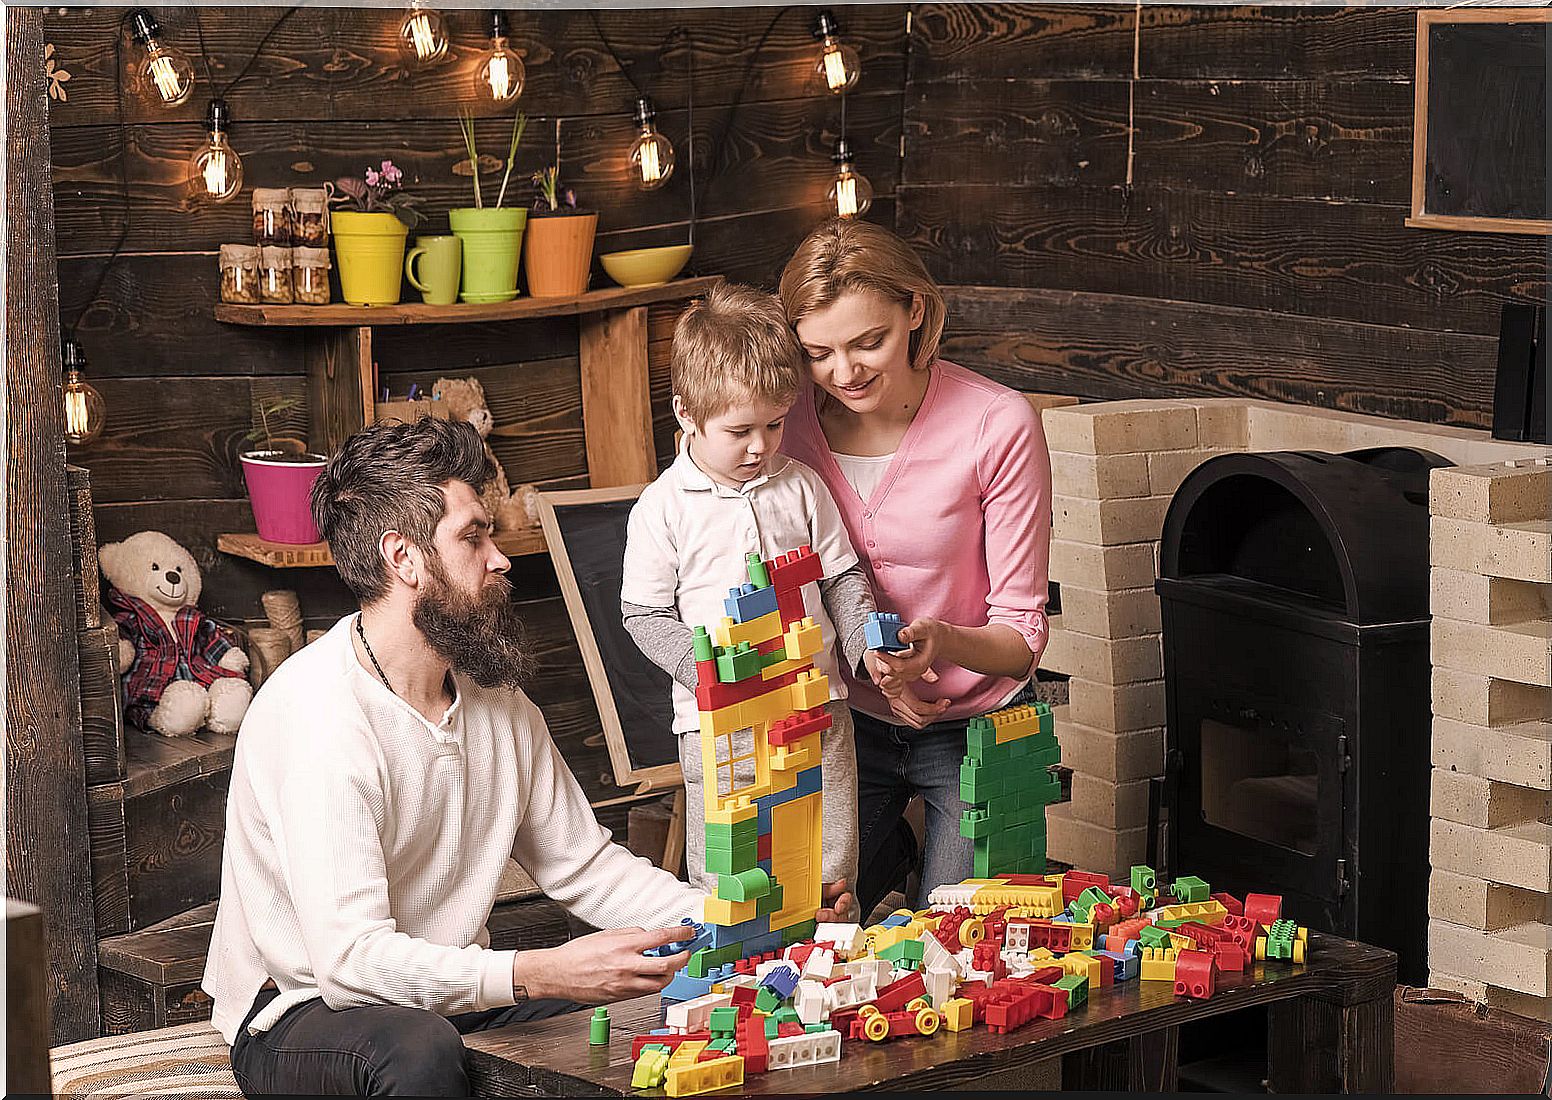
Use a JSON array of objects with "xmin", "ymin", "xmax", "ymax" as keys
[{"xmin": 50, "ymin": 1022, "xmax": 240, "ymax": 1099}]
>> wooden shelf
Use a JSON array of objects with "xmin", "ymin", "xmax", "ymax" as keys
[
  {"xmin": 218, "ymin": 525, "xmax": 549, "ymax": 568},
  {"xmin": 214, "ymin": 276, "xmax": 721, "ymax": 327}
]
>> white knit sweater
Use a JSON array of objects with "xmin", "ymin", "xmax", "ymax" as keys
[{"xmin": 203, "ymin": 615, "xmax": 703, "ymax": 1043}]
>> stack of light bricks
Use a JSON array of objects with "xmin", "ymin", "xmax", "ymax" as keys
[
  {"xmin": 1040, "ymin": 398, "xmax": 1251, "ymax": 876},
  {"xmin": 1424, "ymin": 458, "xmax": 1552, "ymax": 1019},
  {"xmin": 960, "ymin": 703, "xmax": 1063, "ymax": 876},
  {"xmin": 629, "ymin": 864, "xmax": 1309, "ymax": 1096}
]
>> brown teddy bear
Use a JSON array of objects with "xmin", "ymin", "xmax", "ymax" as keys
[{"xmin": 432, "ymin": 376, "xmax": 540, "ymax": 534}]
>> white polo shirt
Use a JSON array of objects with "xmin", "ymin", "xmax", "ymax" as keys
[{"xmin": 623, "ymin": 442, "xmax": 859, "ymax": 734}]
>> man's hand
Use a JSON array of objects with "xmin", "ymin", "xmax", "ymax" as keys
[
  {"xmin": 512, "ymin": 925, "xmax": 689, "ymax": 1003},
  {"xmin": 816, "ymin": 878, "xmax": 860, "ymax": 924}
]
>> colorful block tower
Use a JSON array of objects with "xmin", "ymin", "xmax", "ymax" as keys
[
  {"xmin": 959, "ymin": 702, "xmax": 1062, "ymax": 876},
  {"xmin": 680, "ymin": 548, "xmax": 830, "ymax": 982}
]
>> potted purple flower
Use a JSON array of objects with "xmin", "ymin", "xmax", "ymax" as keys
[
  {"xmin": 329, "ymin": 159, "xmax": 427, "ymax": 305},
  {"xmin": 523, "ymin": 165, "xmax": 597, "ymax": 298}
]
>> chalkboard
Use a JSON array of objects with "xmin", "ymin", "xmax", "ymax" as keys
[
  {"xmin": 1411, "ymin": 10, "xmax": 1550, "ymax": 234},
  {"xmin": 536, "ymin": 485, "xmax": 682, "ymax": 795}
]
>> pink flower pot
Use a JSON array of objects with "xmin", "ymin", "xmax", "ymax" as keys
[{"xmin": 240, "ymin": 451, "xmax": 328, "ymax": 544}]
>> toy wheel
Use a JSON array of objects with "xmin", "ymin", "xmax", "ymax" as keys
[
  {"xmin": 858, "ymin": 1004, "xmax": 880, "ymax": 1019},
  {"xmin": 1255, "ymin": 937, "xmax": 1267, "ymax": 961},
  {"xmin": 864, "ymin": 1013, "xmax": 891, "ymax": 1041},
  {"xmin": 905, "ymin": 997, "xmax": 929, "ymax": 1012},
  {"xmin": 1292, "ymin": 940, "xmax": 1306, "ymax": 964},
  {"xmin": 959, "ymin": 918, "xmax": 985, "ymax": 948},
  {"xmin": 915, "ymin": 1008, "xmax": 941, "ymax": 1036}
]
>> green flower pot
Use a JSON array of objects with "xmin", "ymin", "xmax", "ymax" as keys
[
  {"xmin": 449, "ymin": 207, "xmax": 528, "ymax": 303},
  {"xmin": 330, "ymin": 210, "xmax": 410, "ymax": 306}
]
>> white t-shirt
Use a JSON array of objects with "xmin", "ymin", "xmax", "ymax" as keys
[
  {"xmin": 622, "ymin": 442, "xmax": 860, "ymax": 733},
  {"xmin": 831, "ymin": 450, "xmax": 897, "ymax": 503},
  {"xmin": 203, "ymin": 615, "xmax": 702, "ymax": 1043}
]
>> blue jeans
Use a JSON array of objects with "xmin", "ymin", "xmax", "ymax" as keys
[
  {"xmin": 231, "ymin": 985, "xmax": 580, "ymax": 1096},
  {"xmin": 852, "ymin": 684, "xmax": 1037, "ymax": 919}
]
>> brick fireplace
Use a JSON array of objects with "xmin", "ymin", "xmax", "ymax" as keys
[{"xmin": 1037, "ymin": 398, "xmax": 1548, "ymax": 1003}]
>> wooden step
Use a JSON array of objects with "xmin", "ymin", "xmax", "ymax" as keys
[{"xmin": 96, "ymin": 863, "xmax": 567, "ymax": 1035}]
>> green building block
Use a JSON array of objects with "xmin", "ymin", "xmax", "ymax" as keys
[
  {"xmin": 878, "ymin": 939, "xmax": 924, "ymax": 968},
  {"xmin": 704, "ymin": 842, "xmax": 757, "ymax": 875},
  {"xmin": 804, "ymin": 1023, "xmax": 831, "ymax": 1034},
  {"xmin": 1054, "ymin": 972, "xmax": 1088, "ymax": 1008},
  {"xmin": 760, "ymin": 647, "xmax": 788, "ymax": 668},
  {"xmin": 773, "ymin": 1006, "xmax": 800, "ymax": 1025},
  {"xmin": 1171, "ymin": 875, "xmax": 1210, "ymax": 903},
  {"xmin": 755, "ymin": 987, "xmax": 781, "ymax": 1013},
  {"xmin": 693, "ymin": 626, "xmax": 714, "ymax": 661},
  {"xmin": 716, "ymin": 867, "xmax": 772, "ymax": 903},
  {"xmin": 765, "ymin": 1016, "xmax": 780, "ymax": 1039},
  {"xmin": 708, "ymin": 1006, "xmax": 739, "ymax": 1034},
  {"xmin": 589, "ymin": 1006, "xmax": 610, "ymax": 1045},
  {"xmin": 716, "ymin": 641, "xmax": 762, "ymax": 683},
  {"xmin": 1138, "ymin": 925, "xmax": 1174, "ymax": 948},
  {"xmin": 960, "ymin": 808, "xmax": 995, "ymax": 839},
  {"xmin": 745, "ymin": 551, "xmax": 770, "ymax": 589},
  {"xmin": 754, "ymin": 882, "xmax": 786, "ymax": 917},
  {"xmin": 688, "ymin": 943, "xmax": 742, "ymax": 978},
  {"xmin": 1131, "ymin": 864, "xmax": 1157, "ymax": 896},
  {"xmin": 705, "ymin": 819, "xmax": 757, "ymax": 848},
  {"xmin": 780, "ymin": 918, "xmax": 817, "ymax": 945}
]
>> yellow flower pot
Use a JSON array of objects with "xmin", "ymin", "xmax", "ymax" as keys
[{"xmin": 331, "ymin": 210, "xmax": 409, "ymax": 306}]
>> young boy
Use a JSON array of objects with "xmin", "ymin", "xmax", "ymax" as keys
[{"xmin": 622, "ymin": 283, "xmax": 880, "ymax": 912}]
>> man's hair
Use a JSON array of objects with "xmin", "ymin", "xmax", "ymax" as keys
[
  {"xmin": 671, "ymin": 282, "xmax": 802, "ymax": 426},
  {"xmin": 311, "ymin": 416, "xmax": 494, "ymax": 603},
  {"xmin": 779, "ymin": 217, "xmax": 946, "ymax": 372}
]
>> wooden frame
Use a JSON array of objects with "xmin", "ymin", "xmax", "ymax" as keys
[
  {"xmin": 536, "ymin": 485, "xmax": 683, "ymax": 796},
  {"xmin": 1409, "ymin": 8, "xmax": 1551, "ymax": 235}
]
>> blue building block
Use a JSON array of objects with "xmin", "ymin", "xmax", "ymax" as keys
[
  {"xmin": 761, "ymin": 963, "xmax": 800, "ymax": 999},
  {"xmin": 725, "ymin": 583, "xmax": 779, "ymax": 623},
  {"xmin": 661, "ymin": 971, "xmax": 716, "ymax": 1002},
  {"xmin": 880, "ymin": 912, "xmax": 912, "ymax": 929},
  {"xmin": 705, "ymin": 913, "xmax": 771, "ymax": 950},
  {"xmin": 794, "ymin": 765, "xmax": 823, "ymax": 797},
  {"xmin": 864, "ymin": 611, "xmax": 908, "ymax": 652},
  {"xmin": 644, "ymin": 918, "xmax": 710, "ymax": 958},
  {"xmin": 1096, "ymin": 949, "xmax": 1139, "ymax": 981}
]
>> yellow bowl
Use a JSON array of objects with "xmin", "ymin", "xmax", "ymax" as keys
[{"xmin": 599, "ymin": 244, "xmax": 692, "ymax": 288}]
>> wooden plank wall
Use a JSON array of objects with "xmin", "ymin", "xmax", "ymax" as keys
[
  {"xmin": 44, "ymin": 4, "xmax": 908, "ymax": 808},
  {"xmin": 899, "ymin": 4, "xmax": 1546, "ymax": 428}
]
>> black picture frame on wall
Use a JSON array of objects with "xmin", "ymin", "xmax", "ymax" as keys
[{"xmin": 1492, "ymin": 303, "xmax": 1548, "ymax": 444}]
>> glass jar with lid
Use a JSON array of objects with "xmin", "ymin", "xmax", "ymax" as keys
[
  {"xmin": 259, "ymin": 244, "xmax": 294, "ymax": 303},
  {"xmin": 292, "ymin": 246, "xmax": 331, "ymax": 305},
  {"xmin": 218, "ymin": 243, "xmax": 262, "ymax": 304},
  {"xmin": 290, "ymin": 187, "xmax": 330, "ymax": 247},
  {"xmin": 251, "ymin": 187, "xmax": 293, "ymax": 245}
]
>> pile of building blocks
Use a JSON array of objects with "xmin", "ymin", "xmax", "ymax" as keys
[
  {"xmin": 627, "ymin": 547, "xmax": 1313, "ymax": 1095},
  {"xmin": 1425, "ymin": 458, "xmax": 1552, "ymax": 1017}
]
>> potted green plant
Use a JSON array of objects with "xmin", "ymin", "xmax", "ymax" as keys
[
  {"xmin": 238, "ymin": 395, "xmax": 328, "ymax": 545},
  {"xmin": 450, "ymin": 111, "xmax": 529, "ymax": 303},
  {"xmin": 523, "ymin": 165, "xmax": 597, "ymax": 298},
  {"xmin": 329, "ymin": 159, "xmax": 427, "ymax": 305}
]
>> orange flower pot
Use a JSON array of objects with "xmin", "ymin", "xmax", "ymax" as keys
[{"xmin": 522, "ymin": 211, "xmax": 598, "ymax": 298}]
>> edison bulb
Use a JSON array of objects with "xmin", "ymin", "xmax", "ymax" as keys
[
  {"xmin": 190, "ymin": 100, "xmax": 243, "ymax": 203},
  {"xmin": 129, "ymin": 10, "xmax": 194, "ymax": 108},
  {"xmin": 475, "ymin": 11, "xmax": 524, "ymax": 104},
  {"xmin": 828, "ymin": 139, "xmax": 872, "ymax": 219},
  {"xmin": 629, "ymin": 98, "xmax": 675, "ymax": 190},
  {"xmin": 61, "ymin": 342, "xmax": 106, "ymax": 446},
  {"xmin": 812, "ymin": 11, "xmax": 861, "ymax": 94},
  {"xmin": 398, "ymin": 2, "xmax": 448, "ymax": 68}
]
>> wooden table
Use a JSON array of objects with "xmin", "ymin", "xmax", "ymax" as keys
[{"xmin": 464, "ymin": 933, "xmax": 1396, "ymax": 1095}]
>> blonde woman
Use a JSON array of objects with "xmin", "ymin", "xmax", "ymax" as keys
[{"xmin": 779, "ymin": 218, "xmax": 1053, "ymax": 917}]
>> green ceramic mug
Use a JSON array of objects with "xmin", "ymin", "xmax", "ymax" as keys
[{"xmin": 404, "ymin": 235, "xmax": 462, "ymax": 306}]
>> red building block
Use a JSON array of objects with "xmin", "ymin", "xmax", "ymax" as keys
[
  {"xmin": 1173, "ymin": 949, "xmax": 1218, "ymax": 1000},
  {"xmin": 1061, "ymin": 870, "xmax": 1111, "ymax": 904},
  {"xmin": 768, "ymin": 546, "xmax": 823, "ymax": 592},
  {"xmin": 739, "ymin": 1016, "xmax": 768, "ymax": 1073},
  {"xmin": 984, "ymin": 987, "xmax": 1043, "ymax": 1034},
  {"xmin": 1243, "ymin": 893, "xmax": 1282, "ymax": 931},
  {"xmin": 1212, "ymin": 938, "xmax": 1246, "ymax": 972},
  {"xmin": 1211, "ymin": 891, "xmax": 1245, "ymax": 916},
  {"xmin": 767, "ymin": 706, "xmax": 832, "ymax": 747},
  {"xmin": 874, "ymin": 972, "xmax": 927, "ymax": 1013}
]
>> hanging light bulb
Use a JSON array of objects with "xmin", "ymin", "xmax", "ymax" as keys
[
  {"xmin": 189, "ymin": 98, "xmax": 243, "ymax": 203},
  {"xmin": 474, "ymin": 11, "xmax": 525, "ymax": 105},
  {"xmin": 61, "ymin": 339, "xmax": 106, "ymax": 447},
  {"xmin": 397, "ymin": 1, "xmax": 449, "ymax": 68},
  {"xmin": 812, "ymin": 10, "xmax": 860, "ymax": 95},
  {"xmin": 128, "ymin": 9, "xmax": 195, "ymax": 108},
  {"xmin": 628, "ymin": 97, "xmax": 676, "ymax": 191},
  {"xmin": 827, "ymin": 137, "xmax": 873, "ymax": 219}
]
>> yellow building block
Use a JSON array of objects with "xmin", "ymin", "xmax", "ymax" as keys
[
  {"xmin": 704, "ymin": 798, "xmax": 756, "ymax": 826},
  {"xmin": 1152, "ymin": 900, "xmax": 1227, "ymax": 925},
  {"xmin": 741, "ymin": 684, "xmax": 797, "ymax": 729},
  {"xmin": 766, "ymin": 763, "xmax": 797, "ymax": 794},
  {"xmin": 942, "ymin": 997, "xmax": 974, "ymax": 1031},
  {"xmin": 991, "ymin": 703, "xmax": 1045, "ymax": 744},
  {"xmin": 633, "ymin": 1048, "xmax": 670, "ymax": 1089},
  {"xmin": 713, "ymin": 610, "xmax": 782, "ymax": 649},
  {"xmin": 669, "ymin": 1041, "xmax": 708, "ymax": 1065},
  {"xmin": 767, "ymin": 793, "xmax": 821, "ymax": 930},
  {"xmin": 790, "ymin": 670, "xmax": 830, "ymax": 712},
  {"xmin": 1029, "ymin": 946, "xmax": 1057, "ymax": 962},
  {"xmin": 697, "ymin": 703, "xmax": 746, "ymax": 740},
  {"xmin": 1139, "ymin": 947, "xmax": 1178, "ymax": 981},
  {"xmin": 703, "ymin": 896, "xmax": 758, "ymax": 926},
  {"xmin": 770, "ymin": 736, "xmax": 817, "ymax": 773},
  {"xmin": 760, "ymin": 654, "xmax": 814, "ymax": 681},
  {"xmin": 1060, "ymin": 952, "xmax": 1101, "ymax": 984},
  {"xmin": 1066, "ymin": 922, "xmax": 1095, "ymax": 950},
  {"xmin": 782, "ymin": 617, "xmax": 823, "ymax": 663},
  {"xmin": 665, "ymin": 1054, "xmax": 744, "ymax": 1098}
]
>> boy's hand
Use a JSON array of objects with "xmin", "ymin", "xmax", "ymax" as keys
[
  {"xmin": 868, "ymin": 618, "xmax": 946, "ymax": 686},
  {"xmin": 882, "ymin": 681, "xmax": 951, "ymax": 730},
  {"xmin": 816, "ymin": 878, "xmax": 860, "ymax": 923}
]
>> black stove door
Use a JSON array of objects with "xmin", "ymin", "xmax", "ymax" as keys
[{"xmin": 1172, "ymin": 679, "xmax": 1349, "ymax": 932}]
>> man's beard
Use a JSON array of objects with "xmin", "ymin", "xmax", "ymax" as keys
[{"xmin": 412, "ymin": 554, "xmax": 531, "ymax": 691}]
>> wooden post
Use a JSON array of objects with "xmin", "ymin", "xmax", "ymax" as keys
[
  {"xmin": 304, "ymin": 326, "xmax": 374, "ymax": 454},
  {"xmin": 5, "ymin": 5, "xmax": 101, "ymax": 1041},
  {"xmin": 8, "ymin": 901, "xmax": 54, "ymax": 1094},
  {"xmin": 579, "ymin": 306, "xmax": 656, "ymax": 487}
]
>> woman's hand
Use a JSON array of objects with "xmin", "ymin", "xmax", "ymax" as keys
[
  {"xmin": 882, "ymin": 680, "xmax": 950, "ymax": 730},
  {"xmin": 868, "ymin": 618, "xmax": 947, "ymax": 686}
]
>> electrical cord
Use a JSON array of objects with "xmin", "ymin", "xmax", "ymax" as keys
[{"xmin": 195, "ymin": 4, "xmax": 300, "ymax": 102}]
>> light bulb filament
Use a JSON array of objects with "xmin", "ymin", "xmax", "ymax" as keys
[
  {"xmin": 408, "ymin": 13, "xmax": 437, "ymax": 61},
  {"xmin": 639, "ymin": 139, "xmax": 661, "ymax": 183},
  {"xmin": 835, "ymin": 174, "xmax": 858, "ymax": 218},
  {"xmin": 822, "ymin": 44, "xmax": 849, "ymax": 92},
  {"xmin": 203, "ymin": 148, "xmax": 229, "ymax": 195},
  {"xmin": 149, "ymin": 53, "xmax": 185, "ymax": 102},
  {"xmin": 487, "ymin": 54, "xmax": 510, "ymax": 99},
  {"xmin": 65, "ymin": 390, "xmax": 90, "ymax": 436}
]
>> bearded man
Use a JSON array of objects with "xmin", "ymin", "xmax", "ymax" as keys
[{"xmin": 203, "ymin": 416, "xmax": 706, "ymax": 1097}]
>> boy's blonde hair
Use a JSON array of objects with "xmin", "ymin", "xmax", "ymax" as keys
[
  {"xmin": 672, "ymin": 282, "xmax": 802, "ymax": 425},
  {"xmin": 779, "ymin": 217, "xmax": 946, "ymax": 372}
]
